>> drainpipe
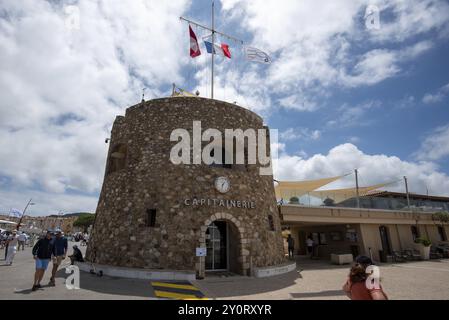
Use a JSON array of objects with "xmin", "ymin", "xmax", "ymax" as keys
[
  {"xmin": 395, "ymin": 224, "xmax": 403, "ymax": 251},
  {"xmin": 249, "ymin": 255, "xmax": 253, "ymax": 277}
]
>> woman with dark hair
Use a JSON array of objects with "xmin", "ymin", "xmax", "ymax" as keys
[{"xmin": 342, "ymin": 256, "xmax": 388, "ymax": 300}]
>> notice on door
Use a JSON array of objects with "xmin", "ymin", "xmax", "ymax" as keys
[{"xmin": 196, "ymin": 247, "xmax": 207, "ymax": 257}]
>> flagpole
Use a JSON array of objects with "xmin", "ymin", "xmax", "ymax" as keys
[
  {"xmin": 211, "ymin": 0, "xmax": 215, "ymax": 99},
  {"xmin": 180, "ymin": 17, "xmax": 243, "ymax": 44},
  {"xmin": 17, "ymin": 198, "xmax": 34, "ymax": 231},
  {"xmin": 180, "ymin": 4, "xmax": 246, "ymax": 100}
]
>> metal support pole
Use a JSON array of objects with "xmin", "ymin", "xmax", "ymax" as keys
[
  {"xmin": 211, "ymin": 1, "xmax": 215, "ymax": 99},
  {"xmin": 404, "ymin": 176, "xmax": 411, "ymax": 210},
  {"xmin": 16, "ymin": 198, "xmax": 33, "ymax": 231},
  {"xmin": 355, "ymin": 169, "xmax": 360, "ymax": 208}
]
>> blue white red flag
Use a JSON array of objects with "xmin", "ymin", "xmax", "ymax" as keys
[
  {"xmin": 10, "ymin": 208, "xmax": 23, "ymax": 217},
  {"xmin": 204, "ymin": 40, "xmax": 231, "ymax": 59}
]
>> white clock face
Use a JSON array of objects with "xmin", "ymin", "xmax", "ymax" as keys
[{"xmin": 215, "ymin": 177, "xmax": 230, "ymax": 193}]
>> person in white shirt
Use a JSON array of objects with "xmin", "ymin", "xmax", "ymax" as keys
[
  {"xmin": 5, "ymin": 230, "xmax": 19, "ymax": 265},
  {"xmin": 306, "ymin": 236, "xmax": 314, "ymax": 258},
  {"xmin": 18, "ymin": 232, "xmax": 27, "ymax": 251}
]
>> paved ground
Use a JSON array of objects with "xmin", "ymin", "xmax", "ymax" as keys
[
  {"xmin": 1, "ymin": 244, "xmax": 449, "ymax": 300},
  {"xmin": 0, "ymin": 242, "xmax": 156, "ymax": 300},
  {"xmin": 194, "ymin": 258, "xmax": 449, "ymax": 300}
]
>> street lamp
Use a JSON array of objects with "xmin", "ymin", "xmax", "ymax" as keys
[{"xmin": 16, "ymin": 199, "xmax": 36, "ymax": 231}]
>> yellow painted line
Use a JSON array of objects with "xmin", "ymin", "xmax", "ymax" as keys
[
  {"xmin": 154, "ymin": 290, "xmax": 209, "ymax": 300},
  {"xmin": 151, "ymin": 281, "xmax": 200, "ymax": 291}
]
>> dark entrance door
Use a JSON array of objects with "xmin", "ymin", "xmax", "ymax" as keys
[
  {"xmin": 379, "ymin": 226, "xmax": 392, "ymax": 255},
  {"xmin": 205, "ymin": 221, "xmax": 228, "ymax": 270}
]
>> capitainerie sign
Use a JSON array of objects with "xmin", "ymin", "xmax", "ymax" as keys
[{"xmin": 184, "ymin": 198, "xmax": 256, "ymax": 209}]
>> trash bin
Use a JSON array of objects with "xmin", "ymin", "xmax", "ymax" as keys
[{"xmin": 379, "ymin": 250, "xmax": 387, "ymax": 263}]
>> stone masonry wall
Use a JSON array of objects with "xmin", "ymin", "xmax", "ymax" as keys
[{"xmin": 86, "ymin": 97, "xmax": 286, "ymax": 275}]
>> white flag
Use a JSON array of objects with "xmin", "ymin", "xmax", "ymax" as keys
[
  {"xmin": 244, "ymin": 46, "xmax": 271, "ymax": 64},
  {"xmin": 10, "ymin": 208, "xmax": 23, "ymax": 217}
]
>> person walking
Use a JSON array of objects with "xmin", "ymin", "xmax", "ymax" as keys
[
  {"xmin": 31, "ymin": 230, "xmax": 54, "ymax": 291},
  {"xmin": 287, "ymin": 234, "xmax": 295, "ymax": 259},
  {"xmin": 49, "ymin": 229, "xmax": 68, "ymax": 286},
  {"xmin": 3, "ymin": 231, "xmax": 9, "ymax": 260},
  {"xmin": 18, "ymin": 232, "xmax": 27, "ymax": 251},
  {"xmin": 306, "ymin": 235, "xmax": 314, "ymax": 258},
  {"xmin": 5, "ymin": 230, "xmax": 19, "ymax": 265},
  {"xmin": 342, "ymin": 256, "xmax": 388, "ymax": 300}
]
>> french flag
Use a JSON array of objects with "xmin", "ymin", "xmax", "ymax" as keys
[{"xmin": 204, "ymin": 40, "xmax": 231, "ymax": 59}]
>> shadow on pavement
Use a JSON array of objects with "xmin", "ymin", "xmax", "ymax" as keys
[
  {"xmin": 70, "ymin": 270, "xmax": 153, "ymax": 298},
  {"xmin": 13, "ymin": 266, "xmax": 154, "ymax": 299},
  {"xmin": 290, "ymin": 290, "xmax": 347, "ymax": 299},
  {"xmin": 295, "ymin": 256, "xmax": 353, "ymax": 271},
  {"xmin": 14, "ymin": 288, "xmax": 33, "ymax": 295},
  {"xmin": 195, "ymin": 270, "xmax": 300, "ymax": 298}
]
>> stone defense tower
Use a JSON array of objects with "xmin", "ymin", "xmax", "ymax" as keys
[{"xmin": 86, "ymin": 97, "xmax": 285, "ymax": 276}]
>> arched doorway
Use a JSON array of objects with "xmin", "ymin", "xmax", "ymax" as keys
[
  {"xmin": 205, "ymin": 221, "xmax": 228, "ymax": 270},
  {"xmin": 200, "ymin": 214, "xmax": 245, "ymax": 275}
]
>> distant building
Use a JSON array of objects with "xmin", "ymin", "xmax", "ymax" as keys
[
  {"xmin": 0, "ymin": 215, "xmax": 78, "ymax": 234},
  {"xmin": 337, "ymin": 191, "xmax": 449, "ymax": 212},
  {"xmin": 281, "ymin": 192, "xmax": 449, "ymax": 262}
]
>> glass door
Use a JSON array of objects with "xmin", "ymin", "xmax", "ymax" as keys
[{"xmin": 205, "ymin": 221, "xmax": 228, "ymax": 270}]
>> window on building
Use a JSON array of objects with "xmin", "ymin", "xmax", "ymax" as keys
[
  {"xmin": 438, "ymin": 226, "xmax": 447, "ymax": 241},
  {"xmin": 146, "ymin": 209, "xmax": 157, "ymax": 227},
  {"xmin": 411, "ymin": 225, "xmax": 420, "ymax": 241},
  {"xmin": 107, "ymin": 144, "xmax": 127, "ymax": 175},
  {"xmin": 267, "ymin": 215, "xmax": 275, "ymax": 231},
  {"xmin": 319, "ymin": 233, "xmax": 327, "ymax": 245}
]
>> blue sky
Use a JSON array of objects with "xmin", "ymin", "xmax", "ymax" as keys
[{"xmin": 1, "ymin": 0, "xmax": 449, "ymax": 215}]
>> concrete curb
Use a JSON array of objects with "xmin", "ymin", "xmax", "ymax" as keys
[
  {"xmin": 75, "ymin": 262, "xmax": 196, "ymax": 281},
  {"xmin": 253, "ymin": 261, "xmax": 297, "ymax": 278}
]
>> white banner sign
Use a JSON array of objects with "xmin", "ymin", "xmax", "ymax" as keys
[
  {"xmin": 244, "ymin": 46, "xmax": 272, "ymax": 64},
  {"xmin": 196, "ymin": 247, "xmax": 207, "ymax": 257}
]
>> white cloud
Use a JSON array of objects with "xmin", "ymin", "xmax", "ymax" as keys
[
  {"xmin": 422, "ymin": 83, "xmax": 449, "ymax": 104},
  {"xmin": 349, "ymin": 136, "xmax": 361, "ymax": 144},
  {"xmin": 367, "ymin": 0, "xmax": 449, "ymax": 43},
  {"xmin": 340, "ymin": 41, "xmax": 433, "ymax": 87},
  {"xmin": 397, "ymin": 95, "xmax": 416, "ymax": 109},
  {"xmin": 217, "ymin": 0, "xmax": 447, "ymax": 110},
  {"xmin": 327, "ymin": 100, "xmax": 381, "ymax": 128},
  {"xmin": 280, "ymin": 128, "xmax": 321, "ymax": 141},
  {"xmin": 1, "ymin": 0, "xmax": 449, "ymax": 214},
  {"xmin": 415, "ymin": 124, "xmax": 449, "ymax": 161},
  {"xmin": 0, "ymin": 0, "xmax": 190, "ymax": 212},
  {"xmin": 273, "ymin": 143, "xmax": 449, "ymax": 196},
  {"xmin": 0, "ymin": 188, "xmax": 98, "ymax": 216}
]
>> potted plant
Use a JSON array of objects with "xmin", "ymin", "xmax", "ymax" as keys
[
  {"xmin": 289, "ymin": 196, "xmax": 300, "ymax": 204},
  {"xmin": 414, "ymin": 237, "xmax": 432, "ymax": 260}
]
